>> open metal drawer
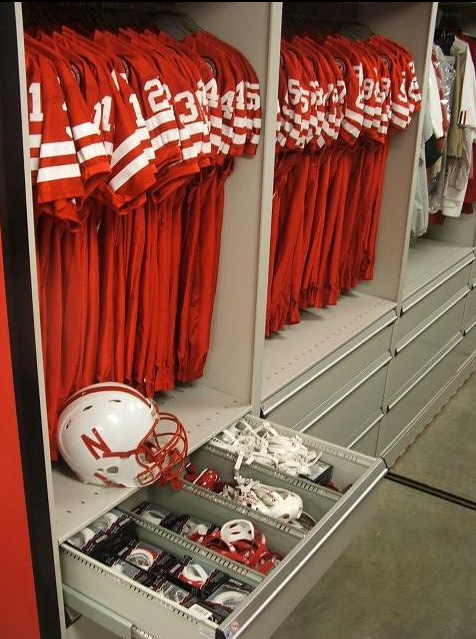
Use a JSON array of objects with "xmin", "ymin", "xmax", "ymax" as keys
[{"xmin": 60, "ymin": 415, "xmax": 386, "ymax": 639}]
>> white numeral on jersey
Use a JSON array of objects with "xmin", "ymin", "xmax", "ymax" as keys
[
  {"xmin": 221, "ymin": 90, "xmax": 234, "ymax": 119},
  {"xmin": 337, "ymin": 80, "xmax": 346, "ymax": 103},
  {"xmin": 129, "ymin": 93, "xmax": 146, "ymax": 128},
  {"xmin": 381, "ymin": 78, "xmax": 391, "ymax": 99},
  {"xmin": 93, "ymin": 96, "xmax": 112, "ymax": 133},
  {"xmin": 29, "ymin": 83, "xmax": 44, "ymax": 122},
  {"xmin": 288, "ymin": 79, "xmax": 300, "ymax": 106},
  {"xmin": 204, "ymin": 78, "xmax": 219, "ymax": 109},
  {"xmin": 245, "ymin": 82, "xmax": 260, "ymax": 111},
  {"xmin": 235, "ymin": 81, "xmax": 245, "ymax": 110},
  {"xmin": 175, "ymin": 90, "xmax": 199, "ymax": 124},
  {"xmin": 363, "ymin": 78, "xmax": 375, "ymax": 100},
  {"xmin": 144, "ymin": 78, "xmax": 169, "ymax": 114}
]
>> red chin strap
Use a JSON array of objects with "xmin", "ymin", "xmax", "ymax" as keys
[{"xmin": 135, "ymin": 412, "xmax": 188, "ymax": 488}]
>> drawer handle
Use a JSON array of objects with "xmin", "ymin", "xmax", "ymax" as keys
[
  {"xmin": 396, "ymin": 287, "xmax": 469, "ymax": 353},
  {"xmin": 464, "ymin": 317, "xmax": 476, "ymax": 335},
  {"xmin": 262, "ymin": 313, "xmax": 396, "ymax": 415},
  {"xmin": 401, "ymin": 255, "xmax": 474, "ymax": 314},
  {"xmin": 346, "ymin": 412, "xmax": 383, "ymax": 448},
  {"xmin": 388, "ymin": 333, "xmax": 464, "ymax": 410},
  {"xmin": 300, "ymin": 353, "xmax": 391, "ymax": 433}
]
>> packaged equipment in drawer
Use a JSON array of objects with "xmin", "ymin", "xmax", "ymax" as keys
[{"xmin": 64, "ymin": 508, "xmax": 259, "ymax": 622}]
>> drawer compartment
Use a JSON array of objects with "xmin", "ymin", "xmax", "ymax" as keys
[
  {"xmin": 463, "ymin": 285, "xmax": 476, "ymax": 330},
  {"xmin": 265, "ymin": 324, "xmax": 392, "ymax": 429},
  {"xmin": 378, "ymin": 335, "xmax": 463, "ymax": 453},
  {"xmin": 188, "ymin": 444, "xmax": 340, "ymax": 527},
  {"xmin": 398, "ymin": 259, "xmax": 472, "ymax": 342},
  {"xmin": 388, "ymin": 293, "xmax": 467, "ymax": 401},
  {"xmin": 61, "ymin": 416, "xmax": 386, "ymax": 639},
  {"xmin": 295, "ymin": 355, "xmax": 389, "ymax": 446}
]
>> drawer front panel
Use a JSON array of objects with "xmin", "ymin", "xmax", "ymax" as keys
[
  {"xmin": 349, "ymin": 425, "xmax": 379, "ymax": 457},
  {"xmin": 61, "ymin": 417, "xmax": 386, "ymax": 639},
  {"xmin": 378, "ymin": 338, "xmax": 462, "ymax": 453},
  {"xmin": 463, "ymin": 285, "xmax": 476, "ymax": 330},
  {"xmin": 456, "ymin": 322, "xmax": 476, "ymax": 371},
  {"xmin": 389, "ymin": 297, "xmax": 466, "ymax": 400},
  {"xmin": 347, "ymin": 413, "xmax": 382, "ymax": 457},
  {"xmin": 469, "ymin": 253, "xmax": 476, "ymax": 283},
  {"xmin": 267, "ymin": 326, "xmax": 392, "ymax": 429},
  {"xmin": 398, "ymin": 261, "xmax": 472, "ymax": 342},
  {"xmin": 299, "ymin": 364, "xmax": 387, "ymax": 446}
]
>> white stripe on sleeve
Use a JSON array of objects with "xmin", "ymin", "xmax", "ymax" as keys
[
  {"xmin": 37, "ymin": 163, "xmax": 81, "ymax": 182},
  {"xmin": 109, "ymin": 154, "xmax": 149, "ymax": 191}
]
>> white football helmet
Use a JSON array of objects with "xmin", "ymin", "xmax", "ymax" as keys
[{"xmin": 57, "ymin": 383, "xmax": 188, "ymax": 488}]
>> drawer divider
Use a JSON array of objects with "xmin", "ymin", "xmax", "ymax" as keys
[
  {"xmin": 182, "ymin": 482, "xmax": 306, "ymax": 536},
  {"xmin": 203, "ymin": 442, "xmax": 340, "ymax": 503},
  {"xmin": 242, "ymin": 415, "xmax": 377, "ymax": 467},
  {"xmin": 117, "ymin": 508, "xmax": 264, "ymax": 584}
]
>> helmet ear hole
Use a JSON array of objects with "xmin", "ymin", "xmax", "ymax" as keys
[
  {"xmin": 108, "ymin": 399, "xmax": 121, "ymax": 403},
  {"xmin": 82, "ymin": 405, "xmax": 93, "ymax": 412},
  {"xmin": 64, "ymin": 420, "xmax": 71, "ymax": 431},
  {"xmin": 106, "ymin": 466, "xmax": 119, "ymax": 475}
]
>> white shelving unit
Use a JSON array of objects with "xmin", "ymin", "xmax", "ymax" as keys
[
  {"xmin": 41, "ymin": 0, "xmax": 281, "ymax": 545},
  {"xmin": 259, "ymin": 2, "xmax": 437, "ymax": 439},
  {"xmin": 373, "ymin": 2, "xmax": 476, "ymax": 462}
]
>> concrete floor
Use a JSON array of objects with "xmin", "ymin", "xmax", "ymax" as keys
[
  {"xmin": 272, "ymin": 376, "xmax": 476, "ymax": 639},
  {"xmin": 394, "ymin": 372, "xmax": 476, "ymax": 502}
]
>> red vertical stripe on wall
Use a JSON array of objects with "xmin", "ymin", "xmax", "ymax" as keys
[{"xmin": 0, "ymin": 229, "xmax": 41, "ymax": 639}]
